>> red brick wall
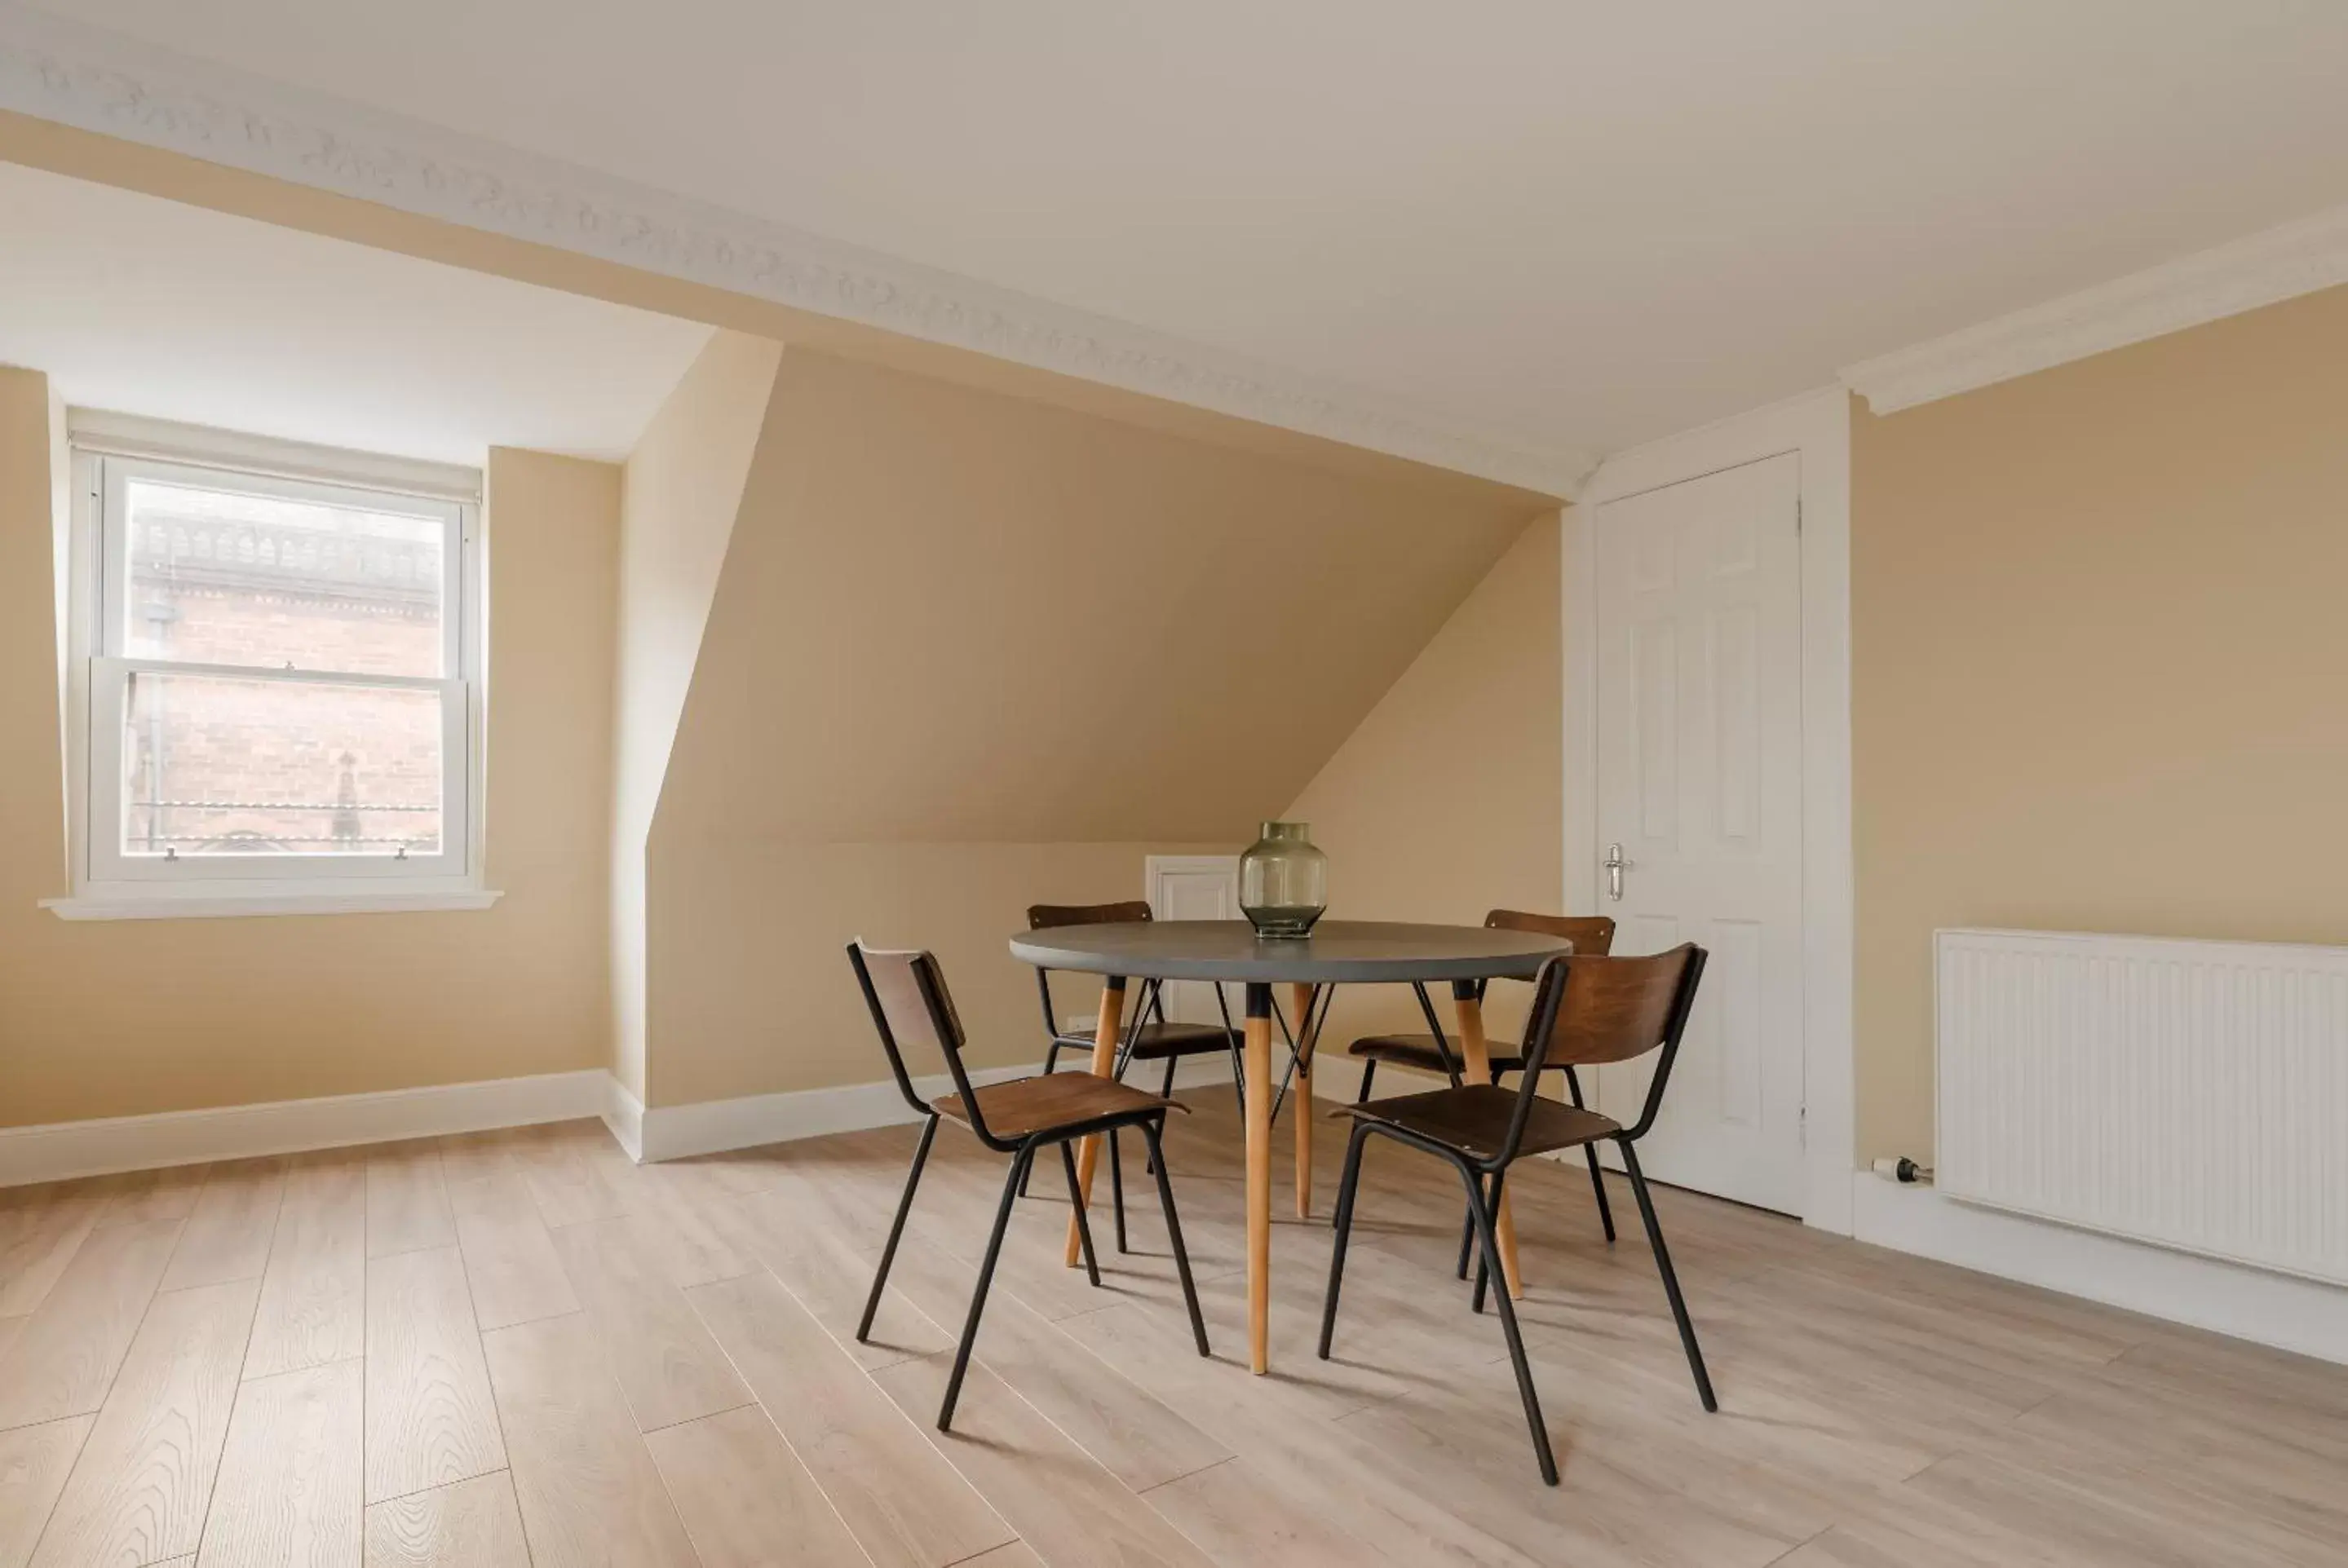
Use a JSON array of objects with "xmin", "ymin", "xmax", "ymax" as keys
[{"xmin": 122, "ymin": 578, "xmax": 445, "ymax": 857}]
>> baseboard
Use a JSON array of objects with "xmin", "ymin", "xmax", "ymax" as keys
[
  {"xmin": 0, "ymin": 1049, "xmax": 1369, "ymax": 1187},
  {"xmin": 0, "ymin": 1068, "xmax": 610, "ymax": 1188},
  {"xmin": 1167, "ymin": 1053, "xmax": 1247, "ymax": 1094},
  {"xmin": 1179, "ymin": 1050, "xmax": 1377, "ymax": 1099},
  {"xmin": 636, "ymin": 1061, "xmax": 1049, "ymax": 1163},
  {"xmin": 1850, "ymin": 1173, "xmax": 2348, "ymax": 1367},
  {"xmin": 602, "ymin": 1076, "xmax": 645, "ymax": 1163},
  {"xmin": 632, "ymin": 1047, "xmax": 1324, "ymax": 1163}
]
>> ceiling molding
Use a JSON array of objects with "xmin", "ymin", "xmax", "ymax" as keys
[
  {"xmin": 1842, "ymin": 201, "xmax": 2348, "ymax": 414},
  {"xmin": 0, "ymin": 7, "xmax": 1593, "ymax": 497}
]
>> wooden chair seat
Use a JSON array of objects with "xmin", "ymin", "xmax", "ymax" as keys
[
  {"xmin": 935, "ymin": 1072, "xmax": 1183, "ymax": 1140},
  {"xmin": 1321, "ymin": 945, "xmax": 1714, "ymax": 1486},
  {"xmin": 851, "ymin": 939, "xmax": 1209, "ymax": 1431},
  {"xmin": 1050, "ymin": 1019, "xmax": 1235, "ymax": 1060},
  {"xmin": 1026, "ymin": 900, "xmax": 1245, "ymax": 1249},
  {"xmin": 1346, "ymin": 1031, "xmax": 1528, "ymax": 1077},
  {"xmin": 1342, "ymin": 1083, "xmax": 1618, "ymax": 1162},
  {"xmin": 1343, "ymin": 912, "xmax": 1615, "ymax": 1102}
]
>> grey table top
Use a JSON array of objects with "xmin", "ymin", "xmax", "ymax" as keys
[{"xmin": 1009, "ymin": 919, "xmax": 1569, "ymax": 984}]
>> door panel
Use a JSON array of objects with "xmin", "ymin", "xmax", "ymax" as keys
[
  {"xmin": 1594, "ymin": 453, "xmax": 1806, "ymax": 1214},
  {"xmin": 1147, "ymin": 856, "xmax": 1240, "ymax": 1026}
]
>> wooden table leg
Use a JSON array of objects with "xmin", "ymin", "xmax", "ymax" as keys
[
  {"xmin": 1064, "ymin": 974, "xmax": 1127, "ymax": 1268},
  {"xmin": 1243, "ymin": 982, "xmax": 1273, "ymax": 1374},
  {"xmin": 1451, "ymin": 981, "xmax": 1524, "ymax": 1299},
  {"xmin": 1291, "ymin": 983, "xmax": 1315, "ymax": 1219}
]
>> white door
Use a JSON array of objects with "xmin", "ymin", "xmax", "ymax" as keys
[
  {"xmin": 1146, "ymin": 855, "xmax": 1241, "ymax": 1026},
  {"xmin": 1592, "ymin": 453, "xmax": 1806, "ymax": 1214}
]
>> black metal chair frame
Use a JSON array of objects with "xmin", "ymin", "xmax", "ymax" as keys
[
  {"xmin": 1357, "ymin": 978, "xmax": 1621, "ymax": 1261},
  {"xmin": 849, "ymin": 942, "xmax": 1211, "ymax": 1429},
  {"xmin": 1037, "ymin": 974, "xmax": 1245, "ymax": 1090},
  {"xmin": 1227, "ymin": 979, "xmax": 1333, "ymax": 1127},
  {"xmin": 1027, "ymin": 922, "xmax": 1320, "ymax": 1239},
  {"xmin": 1319, "ymin": 950, "xmax": 1715, "ymax": 1485},
  {"xmin": 1028, "ymin": 958, "xmax": 1248, "ymax": 1247}
]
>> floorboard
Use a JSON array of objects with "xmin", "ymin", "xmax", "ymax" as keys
[
  {"xmin": 161, "ymin": 1159, "xmax": 286, "ymax": 1293},
  {"xmin": 544, "ymin": 1217, "xmax": 750, "ymax": 1433},
  {"xmin": 686, "ymin": 1269, "xmax": 1015, "ymax": 1568},
  {"xmin": 0, "ymin": 1086, "xmax": 2337, "ymax": 1566},
  {"xmin": 0, "ymin": 1190, "xmax": 107, "ymax": 1319},
  {"xmin": 0, "ymin": 1417, "xmax": 92, "ymax": 1568},
  {"xmin": 362, "ymin": 1248, "xmax": 503, "ymax": 1504},
  {"xmin": 198, "ymin": 1359, "xmax": 363, "ymax": 1568},
  {"xmin": 640, "ymin": 1404, "xmax": 869, "ymax": 1568},
  {"xmin": 30, "ymin": 1279, "xmax": 256, "ymax": 1568},
  {"xmin": 359, "ymin": 1473, "xmax": 528, "ymax": 1568},
  {"xmin": 364, "ymin": 1144, "xmax": 456, "ymax": 1261},
  {"xmin": 0, "ymin": 1219, "xmax": 184, "ymax": 1429},
  {"xmin": 478, "ymin": 1314, "xmax": 698, "ymax": 1568},
  {"xmin": 444, "ymin": 1150, "xmax": 580, "ymax": 1336},
  {"xmin": 244, "ymin": 1151, "xmax": 366, "ymax": 1380}
]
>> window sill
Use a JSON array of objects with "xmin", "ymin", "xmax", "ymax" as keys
[{"xmin": 42, "ymin": 890, "xmax": 504, "ymax": 921}]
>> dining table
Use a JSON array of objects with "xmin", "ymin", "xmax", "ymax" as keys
[{"xmin": 1008, "ymin": 918, "xmax": 1572, "ymax": 1373}]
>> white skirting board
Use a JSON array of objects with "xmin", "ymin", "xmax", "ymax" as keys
[
  {"xmin": 603, "ymin": 1075, "xmax": 646, "ymax": 1163},
  {"xmin": 608, "ymin": 1049, "xmax": 1262, "ymax": 1163},
  {"xmin": 635, "ymin": 1060, "xmax": 1059, "ymax": 1163},
  {"xmin": 1850, "ymin": 1173, "xmax": 2348, "ymax": 1367},
  {"xmin": 0, "ymin": 1056, "xmax": 1212, "ymax": 1188},
  {"xmin": 0, "ymin": 1068, "xmax": 610, "ymax": 1187}
]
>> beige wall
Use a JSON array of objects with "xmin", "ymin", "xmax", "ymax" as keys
[
  {"xmin": 0, "ymin": 369, "xmax": 72, "ymax": 914},
  {"xmin": 1852, "ymin": 283, "xmax": 2348, "ymax": 1163},
  {"xmin": 0, "ymin": 120, "xmax": 1572, "ymax": 1129},
  {"xmin": 644, "ymin": 348, "xmax": 1548, "ymax": 1107},
  {"xmin": 612, "ymin": 330, "xmax": 782, "ymax": 1102},
  {"xmin": 661, "ymin": 351, "xmax": 1546, "ymax": 845},
  {"xmin": 648, "ymin": 840, "xmax": 1229, "ymax": 1106},
  {"xmin": 1285, "ymin": 513, "xmax": 1566, "ymax": 1066},
  {"xmin": 0, "ymin": 372, "xmax": 620, "ymax": 1126}
]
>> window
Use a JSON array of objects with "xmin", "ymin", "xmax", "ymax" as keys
[{"xmin": 56, "ymin": 415, "xmax": 489, "ymax": 916}]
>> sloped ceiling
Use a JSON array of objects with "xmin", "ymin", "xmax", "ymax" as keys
[
  {"xmin": 656, "ymin": 347, "xmax": 1550, "ymax": 847},
  {"xmin": 0, "ymin": 159, "xmax": 710, "ymax": 464}
]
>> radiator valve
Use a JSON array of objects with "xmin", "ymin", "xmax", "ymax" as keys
[{"xmin": 1871, "ymin": 1156, "xmax": 1934, "ymax": 1185}]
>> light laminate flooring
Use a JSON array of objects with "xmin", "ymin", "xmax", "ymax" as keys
[{"xmin": 0, "ymin": 1089, "xmax": 2342, "ymax": 1567}]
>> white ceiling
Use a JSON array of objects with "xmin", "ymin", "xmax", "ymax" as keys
[
  {"xmin": 16, "ymin": 2, "xmax": 2348, "ymax": 462},
  {"xmin": 0, "ymin": 160, "xmax": 712, "ymax": 465}
]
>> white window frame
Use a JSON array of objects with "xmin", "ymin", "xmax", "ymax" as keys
[{"xmin": 46, "ymin": 413, "xmax": 497, "ymax": 920}]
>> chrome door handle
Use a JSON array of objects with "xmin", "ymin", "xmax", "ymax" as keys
[{"xmin": 1603, "ymin": 842, "xmax": 1627, "ymax": 901}]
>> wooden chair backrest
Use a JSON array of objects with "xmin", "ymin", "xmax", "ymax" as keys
[
  {"xmin": 1538, "ymin": 947, "xmax": 1701, "ymax": 1067},
  {"xmin": 847, "ymin": 941, "xmax": 999, "ymax": 1142},
  {"xmin": 1515, "ymin": 945, "xmax": 1709, "ymax": 1146},
  {"xmin": 1028, "ymin": 900, "xmax": 1153, "ymax": 931},
  {"xmin": 1484, "ymin": 908, "xmax": 1616, "ymax": 956},
  {"xmin": 1024, "ymin": 900, "xmax": 1157, "ymax": 1043}
]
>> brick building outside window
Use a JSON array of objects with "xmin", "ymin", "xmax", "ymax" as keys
[{"xmin": 60, "ymin": 414, "xmax": 483, "ymax": 915}]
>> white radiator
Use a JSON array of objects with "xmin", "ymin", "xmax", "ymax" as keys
[{"xmin": 1936, "ymin": 928, "xmax": 2348, "ymax": 1286}]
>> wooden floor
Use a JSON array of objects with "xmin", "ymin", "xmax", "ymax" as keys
[{"xmin": 1, "ymin": 1088, "xmax": 2343, "ymax": 1568}]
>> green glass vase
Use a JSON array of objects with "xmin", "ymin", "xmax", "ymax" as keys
[{"xmin": 1239, "ymin": 820, "xmax": 1327, "ymax": 939}]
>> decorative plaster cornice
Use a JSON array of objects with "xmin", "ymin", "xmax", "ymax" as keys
[
  {"xmin": 1842, "ymin": 201, "xmax": 2348, "ymax": 414},
  {"xmin": 0, "ymin": 6, "xmax": 1593, "ymax": 497}
]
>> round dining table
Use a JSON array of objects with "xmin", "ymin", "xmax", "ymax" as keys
[{"xmin": 1009, "ymin": 918, "xmax": 1572, "ymax": 1373}]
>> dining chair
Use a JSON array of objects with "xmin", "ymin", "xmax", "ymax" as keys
[
  {"xmin": 1024, "ymin": 900, "xmax": 1245, "ymax": 1248},
  {"xmin": 848, "ymin": 940, "xmax": 1210, "ymax": 1429},
  {"xmin": 1319, "ymin": 945, "xmax": 1714, "ymax": 1485},
  {"xmin": 1343, "ymin": 910, "xmax": 1621, "ymax": 1250}
]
